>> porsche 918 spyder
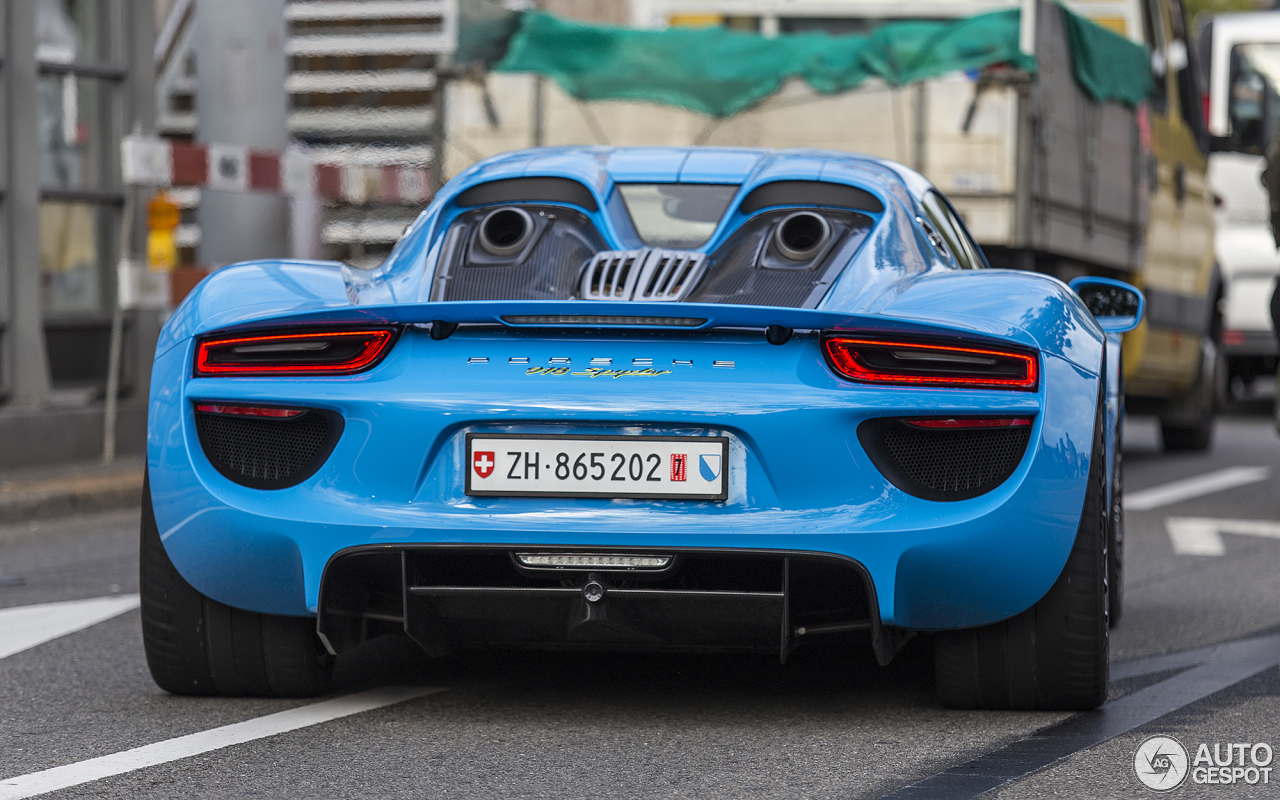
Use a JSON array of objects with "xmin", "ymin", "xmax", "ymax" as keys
[{"xmin": 140, "ymin": 147, "xmax": 1143, "ymax": 710}]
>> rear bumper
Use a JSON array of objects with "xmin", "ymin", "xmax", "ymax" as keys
[
  {"xmin": 317, "ymin": 545, "xmax": 887, "ymax": 663},
  {"xmin": 1221, "ymin": 329, "xmax": 1278, "ymax": 358}
]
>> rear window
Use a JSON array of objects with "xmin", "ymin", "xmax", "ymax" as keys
[{"xmin": 617, "ymin": 184, "xmax": 738, "ymax": 249}]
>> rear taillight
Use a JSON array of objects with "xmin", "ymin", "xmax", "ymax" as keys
[
  {"xmin": 194, "ymin": 404, "xmax": 306, "ymax": 418},
  {"xmin": 194, "ymin": 328, "xmax": 397, "ymax": 376},
  {"xmin": 823, "ymin": 337, "xmax": 1038, "ymax": 390},
  {"xmin": 903, "ymin": 417, "xmax": 1033, "ymax": 429}
]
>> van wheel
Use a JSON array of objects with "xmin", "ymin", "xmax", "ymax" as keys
[
  {"xmin": 1160, "ymin": 339, "xmax": 1218, "ymax": 452},
  {"xmin": 139, "ymin": 476, "xmax": 334, "ymax": 697},
  {"xmin": 934, "ymin": 391, "xmax": 1109, "ymax": 711}
]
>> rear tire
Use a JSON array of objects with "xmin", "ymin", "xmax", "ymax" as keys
[
  {"xmin": 934, "ymin": 391, "xmax": 1110, "ymax": 711},
  {"xmin": 1108, "ymin": 406, "xmax": 1124, "ymax": 627},
  {"xmin": 140, "ymin": 476, "xmax": 334, "ymax": 697},
  {"xmin": 1160, "ymin": 339, "xmax": 1218, "ymax": 452}
]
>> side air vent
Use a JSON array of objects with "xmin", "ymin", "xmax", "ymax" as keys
[
  {"xmin": 580, "ymin": 249, "xmax": 647, "ymax": 300},
  {"xmin": 580, "ymin": 249, "xmax": 707, "ymax": 301},
  {"xmin": 195, "ymin": 406, "xmax": 343, "ymax": 490},
  {"xmin": 857, "ymin": 417, "xmax": 1033, "ymax": 502},
  {"xmin": 634, "ymin": 250, "xmax": 707, "ymax": 301}
]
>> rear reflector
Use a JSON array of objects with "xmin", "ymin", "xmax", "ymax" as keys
[
  {"xmin": 195, "ymin": 328, "xmax": 397, "ymax": 376},
  {"xmin": 904, "ymin": 417, "xmax": 1033, "ymax": 429},
  {"xmin": 823, "ymin": 337, "xmax": 1038, "ymax": 390},
  {"xmin": 515, "ymin": 553, "xmax": 673, "ymax": 570},
  {"xmin": 195, "ymin": 404, "xmax": 305, "ymax": 418}
]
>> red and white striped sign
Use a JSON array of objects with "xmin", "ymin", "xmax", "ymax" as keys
[{"xmin": 121, "ymin": 136, "xmax": 432, "ymax": 204}]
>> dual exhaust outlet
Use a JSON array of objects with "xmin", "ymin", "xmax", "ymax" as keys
[{"xmin": 475, "ymin": 205, "xmax": 833, "ymax": 263}]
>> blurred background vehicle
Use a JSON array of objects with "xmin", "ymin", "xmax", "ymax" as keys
[
  {"xmin": 450, "ymin": 0, "xmax": 1226, "ymax": 451},
  {"xmin": 1198, "ymin": 11, "xmax": 1280, "ymax": 406}
]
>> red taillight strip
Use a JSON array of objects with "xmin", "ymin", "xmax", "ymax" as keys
[
  {"xmin": 905, "ymin": 417, "xmax": 1033, "ymax": 429},
  {"xmin": 195, "ymin": 329, "xmax": 395, "ymax": 376},
  {"xmin": 195, "ymin": 404, "xmax": 305, "ymax": 418},
  {"xmin": 823, "ymin": 337, "xmax": 1038, "ymax": 390}
]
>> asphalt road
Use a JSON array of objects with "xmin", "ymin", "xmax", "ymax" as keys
[{"xmin": 2, "ymin": 413, "xmax": 1279, "ymax": 799}]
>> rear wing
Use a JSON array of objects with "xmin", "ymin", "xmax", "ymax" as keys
[{"xmin": 182, "ymin": 298, "xmax": 1048, "ymax": 355}]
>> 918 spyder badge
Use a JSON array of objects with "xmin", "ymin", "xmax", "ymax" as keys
[{"xmin": 525, "ymin": 366, "xmax": 673, "ymax": 378}]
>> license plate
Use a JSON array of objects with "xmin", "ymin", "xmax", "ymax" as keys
[{"xmin": 465, "ymin": 434, "xmax": 729, "ymax": 500}]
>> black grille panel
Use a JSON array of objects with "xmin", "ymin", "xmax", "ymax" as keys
[
  {"xmin": 858, "ymin": 418, "xmax": 1032, "ymax": 501},
  {"xmin": 196, "ymin": 409, "xmax": 342, "ymax": 489},
  {"xmin": 439, "ymin": 205, "xmax": 606, "ymax": 301},
  {"xmin": 686, "ymin": 208, "xmax": 873, "ymax": 308}
]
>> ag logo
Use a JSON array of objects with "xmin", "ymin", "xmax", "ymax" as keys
[
  {"xmin": 1134, "ymin": 735, "xmax": 1189, "ymax": 791},
  {"xmin": 473, "ymin": 451, "xmax": 495, "ymax": 478}
]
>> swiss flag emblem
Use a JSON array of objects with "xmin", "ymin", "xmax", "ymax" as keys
[{"xmin": 473, "ymin": 451, "xmax": 496, "ymax": 478}]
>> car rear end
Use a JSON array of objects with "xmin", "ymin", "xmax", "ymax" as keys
[
  {"xmin": 147, "ymin": 147, "xmax": 1104, "ymax": 671},
  {"xmin": 149, "ymin": 300, "xmax": 1092, "ymax": 666}
]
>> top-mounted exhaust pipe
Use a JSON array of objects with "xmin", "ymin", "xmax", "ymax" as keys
[
  {"xmin": 477, "ymin": 207, "xmax": 534, "ymax": 257},
  {"xmin": 774, "ymin": 212, "xmax": 831, "ymax": 261}
]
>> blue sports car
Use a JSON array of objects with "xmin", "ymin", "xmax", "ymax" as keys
[{"xmin": 140, "ymin": 147, "xmax": 1143, "ymax": 710}]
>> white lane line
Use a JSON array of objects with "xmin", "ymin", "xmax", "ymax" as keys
[
  {"xmin": 0, "ymin": 685, "xmax": 443, "ymax": 800},
  {"xmin": 0, "ymin": 595, "xmax": 140, "ymax": 660},
  {"xmin": 1166, "ymin": 516, "xmax": 1280, "ymax": 556},
  {"xmin": 1124, "ymin": 466, "xmax": 1270, "ymax": 511}
]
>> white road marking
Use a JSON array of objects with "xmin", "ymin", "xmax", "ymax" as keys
[
  {"xmin": 1124, "ymin": 466, "xmax": 1270, "ymax": 511},
  {"xmin": 0, "ymin": 685, "xmax": 443, "ymax": 800},
  {"xmin": 0, "ymin": 595, "xmax": 140, "ymax": 660},
  {"xmin": 884, "ymin": 631, "xmax": 1280, "ymax": 798},
  {"xmin": 1165, "ymin": 518, "xmax": 1228, "ymax": 555},
  {"xmin": 1166, "ymin": 516, "xmax": 1280, "ymax": 556}
]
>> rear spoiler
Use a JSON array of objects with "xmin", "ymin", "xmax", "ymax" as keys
[{"xmin": 190, "ymin": 300, "xmax": 1041, "ymax": 352}]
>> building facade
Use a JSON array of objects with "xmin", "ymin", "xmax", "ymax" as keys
[
  {"xmin": 155, "ymin": 0, "xmax": 454, "ymax": 268},
  {"xmin": 0, "ymin": 0, "xmax": 157, "ymax": 466}
]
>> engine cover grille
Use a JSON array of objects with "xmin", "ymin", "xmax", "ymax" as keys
[
  {"xmin": 579, "ymin": 249, "xmax": 646, "ymax": 300},
  {"xmin": 195, "ymin": 408, "xmax": 343, "ymax": 490},
  {"xmin": 857, "ymin": 418, "xmax": 1032, "ymax": 501},
  {"xmin": 579, "ymin": 249, "xmax": 708, "ymax": 302}
]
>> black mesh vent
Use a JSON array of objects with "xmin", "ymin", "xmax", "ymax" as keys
[
  {"xmin": 196, "ymin": 409, "xmax": 343, "ymax": 490},
  {"xmin": 685, "ymin": 209, "xmax": 873, "ymax": 308},
  {"xmin": 857, "ymin": 418, "xmax": 1032, "ymax": 502},
  {"xmin": 439, "ymin": 206, "xmax": 606, "ymax": 301}
]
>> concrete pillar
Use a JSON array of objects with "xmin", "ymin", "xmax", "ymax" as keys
[
  {"xmin": 3, "ymin": 0, "xmax": 52, "ymax": 405},
  {"xmin": 195, "ymin": 0, "xmax": 290, "ymax": 267},
  {"xmin": 124, "ymin": 0, "xmax": 159, "ymax": 405}
]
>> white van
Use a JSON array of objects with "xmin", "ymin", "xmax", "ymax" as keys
[{"xmin": 1201, "ymin": 12, "xmax": 1280, "ymax": 401}]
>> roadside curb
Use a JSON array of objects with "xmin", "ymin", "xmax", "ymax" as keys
[{"xmin": 0, "ymin": 462, "xmax": 144, "ymax": 523}]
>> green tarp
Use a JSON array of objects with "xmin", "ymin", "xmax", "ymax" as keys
[
  {"xmin": 1060, "ymin": 6, "xmax": 1154, "ymax": 107},
  {"xmin": 491, "ymin": 5, "xmax": 1151, "ymax": 118}
]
